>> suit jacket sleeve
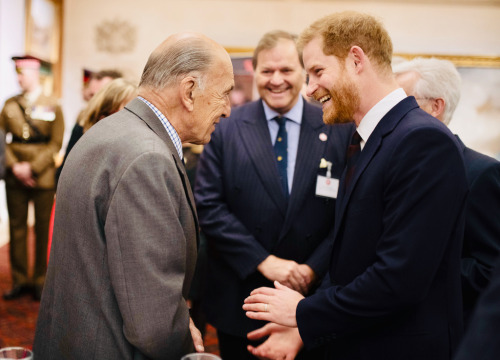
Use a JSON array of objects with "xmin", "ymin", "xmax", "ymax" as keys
[
  {"xmin": 195, "ymin": 125, "xmax": 270, "ymax": 280},
  {"xmin": 0, "ymin": 101, "xmax": 18, "ymax": 167},
  {"xmin": 297, "ymin": 127, "xmax": 467, "ymax": 345},
  {"xmin": 105, "ymin": 151, "xmax": 193, "ymax": 359},
  {"xmin": 461, "ymin": 161, "xmax": 500, "ymax": 292}
]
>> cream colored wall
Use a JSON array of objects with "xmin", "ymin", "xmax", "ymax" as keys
[
  {"xmin": 0, "ymin": 0, "xmax": 499, "ymax": 242},
  {"xmin": 58, "ymin": 0, "xmax": 499, "ymax": 156}
]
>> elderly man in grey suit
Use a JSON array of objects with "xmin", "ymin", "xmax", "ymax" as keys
[{"xmin": 33, "ymin": 33, "xmax": 234, "ymax": 360}]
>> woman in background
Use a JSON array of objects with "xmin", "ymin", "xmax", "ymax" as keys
[
  {"xmin": 48, "ymin": 78, "xmax": 137, "ymax": 263},
  {"xmin": 79, "ymin": 78, "xmax": 137, "ymax": 133}
]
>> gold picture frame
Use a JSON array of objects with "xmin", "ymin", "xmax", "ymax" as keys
[
  {"xmin": 394, "ymin": 53, "xmax": 500, "ymax": 68},
  {"xmin": 226, "ymin": 46, "xmax": 500, "ymax": 69},
  {"xmin": 25, "ymin": 0, "xmax": 63, "ymax": 97}
]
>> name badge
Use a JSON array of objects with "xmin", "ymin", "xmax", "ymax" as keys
[{"xmin": 316, "ymin": 175, "xmax": 339, "ymax": 199}]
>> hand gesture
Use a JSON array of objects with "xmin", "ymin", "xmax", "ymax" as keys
[
  {"xmin": 243, "ymin": 281, "xmax": 303, "ymax": 327},
  {"xmin": 247, "ymin": 323, "xmax": 303, "ymax": 360}
]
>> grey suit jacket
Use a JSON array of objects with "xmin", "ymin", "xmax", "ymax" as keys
[{"xmin": 34, "ymin": 98, "xmax": 199, "ymax": 360}]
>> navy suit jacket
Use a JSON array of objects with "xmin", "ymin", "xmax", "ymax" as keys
[
  {"xmin": 296, "ymin": 97, "xmax": 468, "ymax": 360},
  {"xmin": 457, "ymin": 137, "xmax": 500, "ymax": 324},
  {"xmin": 455, "ymin": 253, "xmax": 500, "ymax": 360},
  {"xmin": 194, "ymin": 98, "xmax": 352, "ymax": 336}
]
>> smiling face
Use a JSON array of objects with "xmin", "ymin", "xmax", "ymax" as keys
[
  {"xmin": 189, "ymin": 52, "xmax": 234, "ymax": 144},
  {"xmin": 254, "ymin": 39, "xmax": 305, "ymax": 114},
  {"xmin": 303, "ymin": 37, "xmax": 359, "ymax": 125}
]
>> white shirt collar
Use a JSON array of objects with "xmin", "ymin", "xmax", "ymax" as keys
[
  {"xmin": 357, "ymin": 88, "xmax": 407, "ymax": 149},
  {"xmin": 262, "ymin": 96, "xmax": 303, "ymax": 125},
  {"xmin": 138, "ymin": 96, "xmax": 184, "ymax": 160}
]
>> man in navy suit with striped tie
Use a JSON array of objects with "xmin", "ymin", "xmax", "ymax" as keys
[{"xmin": 194, "ymin": 30, "xmax": 351, "ymax": 359}]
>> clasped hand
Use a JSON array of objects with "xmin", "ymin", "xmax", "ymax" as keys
[
  {"xmin": 257, "ymin": 255, "xmax": 316, "ymax": 295},
  {"xmin": 12, "ymin": 162, "xmax": 36, "ymax": 187}
]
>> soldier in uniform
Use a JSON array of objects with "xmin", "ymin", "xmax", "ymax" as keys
[{"xmin": 0, "ymin": 55, "xmax": 64, "ymax": 301}]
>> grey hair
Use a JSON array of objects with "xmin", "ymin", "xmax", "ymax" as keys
[
  {"xmin": 393, "ymin": 57, "xmax": 461, "ymax": 125},
  {"xmin": 139, "ymin": 37, "xmax": 214, "ymax": 90}
]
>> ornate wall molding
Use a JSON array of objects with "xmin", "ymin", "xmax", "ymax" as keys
[{"xmin": 95, "ymin": 19, "xmax": 137, "ymax": 54}]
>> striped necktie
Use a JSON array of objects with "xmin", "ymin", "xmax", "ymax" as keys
[{"xmin": 274, "ymin": 116, "xmax": 288, "ymax": 199}]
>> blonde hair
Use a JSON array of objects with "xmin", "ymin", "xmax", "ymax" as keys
[
  {"xmin": 298, "ymin": 11, "xmax": 393, "ymax": 73},
  {"xmin": 79, "ymin": 78, "xmax": 137, "ymax": 132}
]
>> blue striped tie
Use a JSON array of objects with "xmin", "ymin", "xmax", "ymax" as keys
[{"xmin": 274, "ymin": 116, "xmax": 288, "ymax": 199}]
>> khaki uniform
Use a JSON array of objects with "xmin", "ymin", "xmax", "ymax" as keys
[{"xmin": 0, "ymin": 92, "xmax": 64, "ymax": 288}]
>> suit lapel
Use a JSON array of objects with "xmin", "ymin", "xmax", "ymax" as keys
[
  {"xmin": 125, "ymin": 98, "xmax": 200, "ymax": 245},
  {"xmin": 238, "ymin": 100, "xmax": 287, "ymax": 216},
  {"xmin": 280, "ymin": 102, "xmax": 328, "ymax": 238},
  {"xmin": 333, "ymin": 97, "xmax": 418, "ymax": 241},
  {"xmin": 173, "ymin": 156, "xmax": 200, "ymax": 246},
  {"xmin": 455, "ymin": 135, "xmax": 466, "ymax": 153}
]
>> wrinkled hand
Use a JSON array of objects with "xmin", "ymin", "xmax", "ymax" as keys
[
  {"xmin": 12, "ymin": 162, "xmax": 36, "ymax": 187},
  {"xmin": 257, "ymin": 255, "xmax": 316, "ymax": 295},
  {"xmin": 247, "ymin": 323, "xmax": 303, "ymax": 360},
  {"xmin": 189, "ymin": 317, "xmax": 204, "ymax": 352},
  {"xmin": 243, "ymin": 281, "xmax": 303, "ymax": 327}
]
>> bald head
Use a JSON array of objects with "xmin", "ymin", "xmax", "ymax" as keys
[
  {"xmin": 137, "ymin": 32, "xmax": 234, "ymax": 145},
  {"xmin": 139, "ymin": 32, "xmax": 229, "ymax": 90}
]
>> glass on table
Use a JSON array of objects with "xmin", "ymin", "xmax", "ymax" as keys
[
  {"xmin": 181, "ymin": 353, "xmax": 222, "ymax": 360},
  {"xmin": 0, "ymin": 347, "xmax": 33, "ymax": 360}
]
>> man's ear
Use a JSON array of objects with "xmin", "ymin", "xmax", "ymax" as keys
[
  {"xmin": 348, "ymin": 46, "xmax": 366, "ymax": 74},
  {"xmin": 431, "ymin": 98, "xmax": 446, "ymax": 119},
  {"xmin": 180, "ymin": 76, "xmax": 197, "ymax": 112}
]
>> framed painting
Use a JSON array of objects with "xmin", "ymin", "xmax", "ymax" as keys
[
  {"xmin": 226, "ymin": 47, "xmax": 256, "ymax": 107},
  {"xmin": 25, "ymin": 0, "xmax": 63, "ymax": 97}
]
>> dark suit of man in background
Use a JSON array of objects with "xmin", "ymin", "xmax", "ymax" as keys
[
  {"xmin": 455, "ymin": 253, "xmax": 500, "ymax": 360},
  {"xmin": 245, "ymin": 12, "xmax": 467, "ymax": 360},
  {"xmin": 195, "ymin": 30, "xmax": 351, "ymax": 360},
  {"xmin": 394, "ymin": 57, "xmax": 500, "ymax": 326},
  {"xmin": 34, "ymin": 32, "xmax": 235, "ymax": 360}
]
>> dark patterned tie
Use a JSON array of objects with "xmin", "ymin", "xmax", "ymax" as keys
[
  {"xmin": 344, "ymin": 131, "xmax": 362, "ymax": 192},
  {"xmin": 274, "ymin": 116, "xmax": 288, "ymax": 199}
]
